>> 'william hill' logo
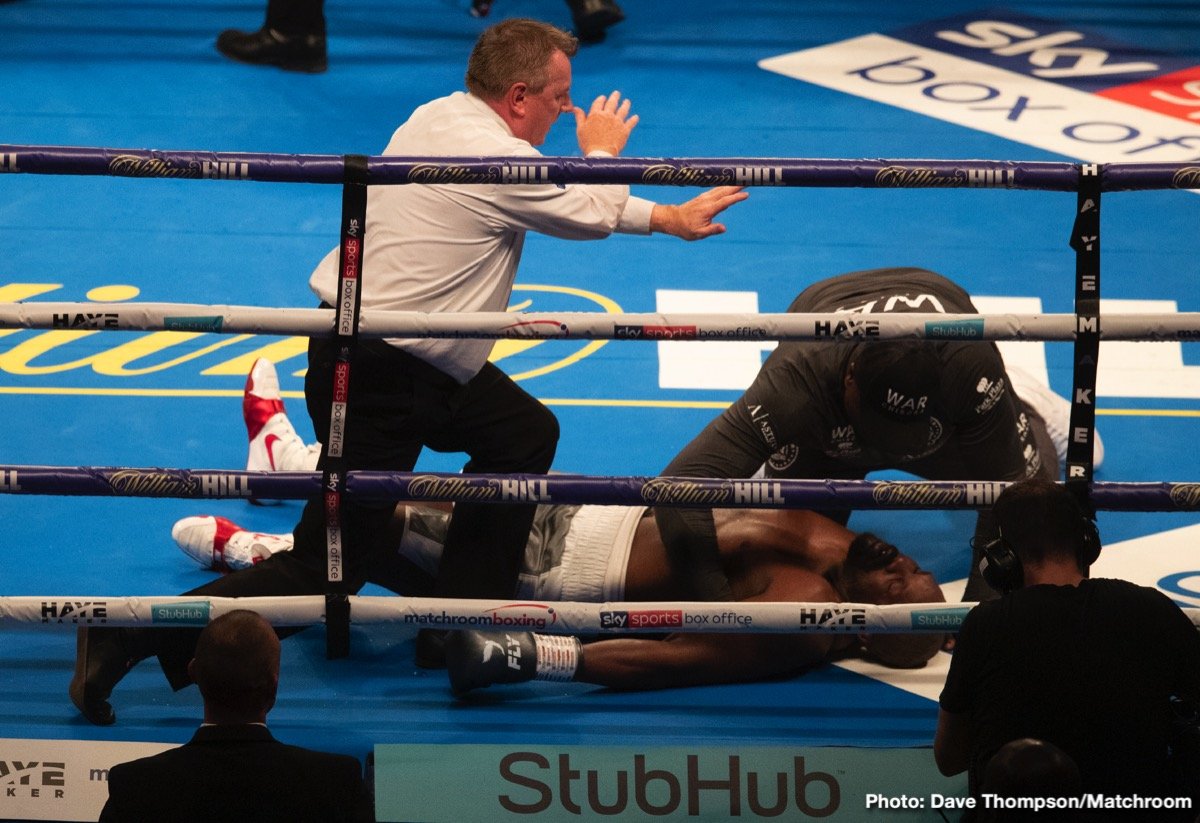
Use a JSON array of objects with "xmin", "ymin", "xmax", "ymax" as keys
[
  {"xmin": 100, "ymin": 470, "xmax": 252, "ymax": 498},
  {"xmin": 1173, "ymin": 167, "xmax": 1200, "ymax": 189},
  {"xmin": 407, "ymin": 475, "xmax": 499, "ymax": 502},
  {"xmin": 640, "ymin": 479, "xmax": 785, "ymax": 506},
  {"xmin": 502, "ymin": 165, "xmax": 551, "ymax": 183},
  {"xmin": 640, "ymin": 164, "xmax": 784, "ymax": 186},
  {"xmin": 874, "ymin": 482, "xmax": 967, "ymax": 506},
  {"xmin": 871, "ymin": 482, "xmax": 1000, "ymax": 506},
  {"xmin": 642, "ymin": 478, "xmax": 731, "ymax": 505},
  {"xmin": 873, "ymin": 166, "xmax": 965, "ymax": 187},
  {"xmin": 641, "ymin": 165, "xmax": 735, "ymax": 186},
  {"xmin": 106, "ymin": 470, "xmax": 195, "ymax": 496},
  {"xmin": 1169, "ymin": 484, "xmax": 1200, "ymax": 509},
  {"xmin": 496, "ymin": 478, "xmax": 553, "ymax": 503},
  {"xmin": 406, "ymin": 164, "xmax": 492, "ymax": 184},
  {"xmin": 407, "ymin": 476, "xmax": 553, "ymax": 504},
  {"xmin": 102, "ymin": 155, "xmax": 249, "ymax": 180},
  {"xmin": 108, "ymin": 155, "xmax": 200, "ymax": 178},
  {"xmin": 404, "ymin": 163, "xmax": 552, "ymax": 185}
]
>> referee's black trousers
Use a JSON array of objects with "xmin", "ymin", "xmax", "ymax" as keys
[{"xmin": 146, "ymin": 336, "xmax": 559, "ymax": 688}]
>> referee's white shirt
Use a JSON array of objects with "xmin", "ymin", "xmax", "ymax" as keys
[{"xmin": 309, "ymin": 91, "xmax": 655, "ymax": 383}]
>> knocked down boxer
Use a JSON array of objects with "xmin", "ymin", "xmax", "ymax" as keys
[{"xmin": 171, "ymin": 359, "xmax": 946, "ymax": 695}]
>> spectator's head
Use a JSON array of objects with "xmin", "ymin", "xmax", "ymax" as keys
[
  {"xmin": 844, "ymin": 341, "xmax": 943, "ymax": 459},
  {"xmin": 466, "ymin": 19, "xmax": 579, "ymax": 146},
  {"xmin": 839, "ymin": 532, "xmax": 947, "ymax": 668},
  {"xmin": 981, "ymin": 738, "xmax": 1082, "ymax": 821},
  {"xmin": 188, "ymin": 609, "xmax": 280, "ymax": 724},
  {"xmin": 991, "ymin": 479, "xmax": 1101, "ymax": 575}
]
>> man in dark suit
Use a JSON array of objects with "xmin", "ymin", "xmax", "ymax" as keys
[{"xmin": 99, "ymin": 610, "xmax": 374, "ymax": 823}]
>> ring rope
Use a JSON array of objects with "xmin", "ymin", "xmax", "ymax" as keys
[
  {"xmin": 9, "ymin": 595, "xmax": 1200, "ymax": 633},
  {"xmin": 1, "ymin": 145, "xmax": 1197, "ymax": 192},
  {"xmin": 5, "ymin": 467, "xmax": 1200, "ymax": 511},
  {"xmin": 19, "ymin": 594, "xmax": 1200, "ymax": 634},
  {"xmin": 4, "ymin": 149, "xmax": 1193, "ymax": 649},
  {"xmin": 3, "ymin": 302, "xmax": 1200, "ymax": 342}
]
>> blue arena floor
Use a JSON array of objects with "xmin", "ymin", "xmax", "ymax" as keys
[{"xmin": 2, "ymin": 0, "xmax": 1200, "ymax": 819}]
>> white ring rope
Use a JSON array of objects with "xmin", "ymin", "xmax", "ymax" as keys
[
  {"xmin": 13, "ymin": 595, "xmax": 1200, "ymax": 633},
  {"xmin": 3, "ymin": 301, "xmax": 1200, "ymax": 342}
]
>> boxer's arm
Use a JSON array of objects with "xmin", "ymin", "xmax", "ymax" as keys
[
  {"xmin": 577, "ymin": 575, "xmax": 843, "ymax": 689},
  {"xmin": 446, "ymin": 562, "xmax": 846, "ymax": 695},
  {"xmin": 574, "ymin": 630, "xmax": 834, "ymax": 690},
  {"xmin": 444, "ymin": 629, "xmax": 826, "ymax": 694},
  {"xmin": 657, "ymin": 407, "xmax": 771, "ymax": 601}
]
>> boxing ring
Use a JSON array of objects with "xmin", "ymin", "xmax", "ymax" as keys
[{"xmin": 2, "ymin": 146, "xmax": 1199, "ymax": 821}]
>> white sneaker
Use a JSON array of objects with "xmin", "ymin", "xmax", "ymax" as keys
[
  {"xmin": 1007, "ymin": 366, "xmax": 1105, "ymax": 470},
  {"xmin": 243, "ymin": 358, "xmax": 320, "ymax": 473},
  {"xmin": 171, "ymin": 515, "xmax": 294, "ymax": 572}
]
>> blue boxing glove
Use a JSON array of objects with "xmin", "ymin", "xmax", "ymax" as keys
[{"xmin": 446, "ymin": 631, "xmax": 580, "ymax": 696}]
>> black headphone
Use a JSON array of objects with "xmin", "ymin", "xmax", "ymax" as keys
[{"xmin": 976, "ymin": 516, "xmax": 1101, "ymax": 594}]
